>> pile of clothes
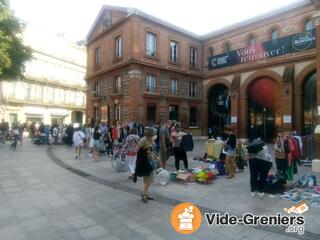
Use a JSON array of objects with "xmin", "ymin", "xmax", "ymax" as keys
[{"xmin": 281, "ymin": 175, "xmax": 320, "ymax": 207}]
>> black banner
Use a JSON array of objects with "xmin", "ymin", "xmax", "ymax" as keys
[{"xmin": 208, "ymin": 29, "xmax": 316, "ymax": 70}]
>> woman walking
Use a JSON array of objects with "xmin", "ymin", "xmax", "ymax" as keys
[
  {"xmin": 73, "ymin": 127, "xmax": 85, "ymax": 159},
  {"xmin": 135, "ymin": 128, "xmax": 157, "ymax": 203},
  {"xmin": 171, "ymin": 123, "xmax": 188, "ymax": 171},
  {"xmin": 223, "ymin": 126, "xmax": 237, "ymax": 179},
  {"xmin": 124, "ymin": 128, "xmax": 140, "ymax": 178}
]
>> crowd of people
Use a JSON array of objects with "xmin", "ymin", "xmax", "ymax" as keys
[{"xmin": 1, "ymin": 117, "xmax": 305, "ymax": 203}]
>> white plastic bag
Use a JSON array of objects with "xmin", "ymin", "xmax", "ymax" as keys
[{"xmin": 154, "ymin": 168, "xmax": 170, "ymax": 186}]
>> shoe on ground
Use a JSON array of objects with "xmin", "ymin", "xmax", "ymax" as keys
[
  {"xmin": 251, "ymin": 192, "xmax": 256, "ymax": 197},
  {"xmin": 141, "ymin": 193, "xmax": 148, "ymax": 203},
  {"xmin": 226, "ymin": 175, "xmax": 234, "ymax": 179},
  {"xmin": 146, "ymin": 195, "xmax": 154, "ymax": 200},
  {"xmin": 258, "ymin": 192, "xmax": 264, "ymax": 197}
]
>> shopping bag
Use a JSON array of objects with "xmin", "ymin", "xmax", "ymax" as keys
[{"xmin": 111, "ymin": 154, "xmax": 129, "ymax": 172}]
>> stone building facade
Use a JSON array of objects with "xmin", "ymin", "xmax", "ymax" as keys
[
  {"xmin": 86, "ymin": 6, "xmax": 203, "ymax": 134},
  {"xmin": 86, "ymin": 1, "xmax": 320, "ymax": 150},
  {"xmin": 0, "ymin": 23, "xmax": 86, "ymax": 127}
]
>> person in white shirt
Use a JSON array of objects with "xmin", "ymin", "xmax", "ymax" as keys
[
  {"xmin": 53, "ymin": 126, "xmax": 59, "ymax": 145},
  {"xmin": 73, "ymin": 127, "xmax": 85, "ymax": 159}
]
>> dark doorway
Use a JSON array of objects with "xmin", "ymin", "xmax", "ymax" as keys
[
  {"xmin": 147, "ymin": 105, "xmax": 156, "ymax": 126},
  {"xmin": 72, "ymin": 111, "xmax": 83, "ymax": 125},
  {"xmin": 302, "ymin": 72, "xmax": 317, "ymax": 135},
  {"xmin": 208, "ymin": 84, "xmax": 230, "ymax": 134},
  {"xmin": 247, "ymin": 77, "xmax": 280, "ymax": 142}
]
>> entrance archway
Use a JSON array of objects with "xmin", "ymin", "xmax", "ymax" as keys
[
  {"xmin": 302, "ymin": 71, "xmax": 317, "ymax": 135},
  {"xmin": 247, "ymin": 77, "xmax": 281, "ymax": 141},
  {"xmin": 208, "ymin": 84, "xmax": 231, "ymax": 136}
]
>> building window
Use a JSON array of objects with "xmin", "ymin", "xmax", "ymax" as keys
[
  {"xmin": 249, "ymin": 36, "xmax": 256, "ymax": 46},
  {"xmin": 115, "ymin": 104, "xmax": 121, "ymax": 122},
  {"xmin": 146, "ymin": 32, "xmax": 156, "ymax": 57},
  {"xmin": 95, "ymin": 48, "xmax": 101, "ymax": 68},
  {"xmin": 115, "ymin": 36, "xmax": 122, "ymax": 60},
  {"xmin": 190, "ymin": 107, "xmax": 197, "ymax": 126},
  {"xmin": 170, "ymin": 41, "xmax": 178, "ymax": 63},
  {"xmin": 94, "ymin": 106, "xmax": 100, "ymax": 120},
  {"xmin": 94, "ymin": 81, "xmax": 100, "ymax": 97},
  {"xmin": 190, "ymin": 82, "xmax": 197, "ymax": 97},
  {"xmin": 271, "ymin": 30, "xmax": 278, "ymax": 40},
  {"xmin": 103, "ymin": 12, "xmax": 111, "ymax": 30},
  {"xmin": 115, "ymin": 75, "xmax": 121, "ymax": 94},
  {"xmin": 224, "ymin": 42, "xmax": 230, "ymax": 53},
  {"xmin": 171, "ymin": 79, "xmax": 178, "ymax": 96},
  {"xmin": 305, "ymin": 19, "xmax": 313, "ymax": 31},
  {"xmin": 147, "ymin": 105, "xmax": 156, "ymax": 126},
  {"xmin": 190, "ymin": 47, "xmax": 197, "ymax": 68},
  {"xmin": 146, "ymin": 74, "xmax": 156, "ymax": 93}
]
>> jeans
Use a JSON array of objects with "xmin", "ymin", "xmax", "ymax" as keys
[
  {"xmin": 1, "ymin": 130, "xmax": 7, "ymax": 143},
  {"xmin": 10, "ymin": 134, "xmax": 18, "ymax": 149},
  {"xmin": 106, "ymin": 141, "xmax": 113, "ymax": 155},
  {"xmin": 53, "ymin": 136, "xmax": 58, "ymax": 145}
]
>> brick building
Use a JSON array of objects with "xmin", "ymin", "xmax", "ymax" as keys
[{"xmin": 86, "ymin": 0, "xmax": 320, "ymax": 147}]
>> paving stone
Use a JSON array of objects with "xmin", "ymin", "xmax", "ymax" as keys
[
  {"xmin": 66, "ymin": 215, "xmax": 97, "ymax": 229},
  {"xmin": 78, "ymin": 225, "xmax": 109, "ymax": 239},
  {"xmin": 16, "ymin": 209, "xmax": 43, "ymax": 219},
  {"xmin": 21, "ymin": 216, "xmax": 50, "ymax": 231}
]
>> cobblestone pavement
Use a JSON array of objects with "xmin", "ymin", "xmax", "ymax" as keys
[{"xmin": 0, "ymin": 139, "xmax": 319, "ymax": 240}]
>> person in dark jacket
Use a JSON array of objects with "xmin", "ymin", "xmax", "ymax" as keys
[
  {"xmin": 134, "ymin": 128, "xmax": 157, "ymax": 203},
  {"xmin": 65, "ymin": 123, "xmax": 74, "ymax": 148},
  {"xmin": 223, "ymin": 126, "xmax": 237, "ymax": 179}
]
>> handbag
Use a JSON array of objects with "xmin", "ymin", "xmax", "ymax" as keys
[
  {"xmin": 111, "ymin": 154, "xmax": 129, "ymax": 172},
  {"xmin": 89, "ymin": 138, "xmax": 94, "ymax": 148}
]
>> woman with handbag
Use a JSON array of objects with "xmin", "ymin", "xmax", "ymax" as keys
[
  {"xmin": 134, "ymin": 128, "xmax": 157, "ymax": 203},
  {"xmin": 73, "ymin": 127, "xmax": 85, "ymax": 159}
]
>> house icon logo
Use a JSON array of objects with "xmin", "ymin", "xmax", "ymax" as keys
[{"xmin": 170, "ymin": 202, "xmax": 202, "ymax": 234}]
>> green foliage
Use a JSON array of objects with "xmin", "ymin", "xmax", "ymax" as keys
[{"xmin": 0, "ymin": 0, "xmax": 31, "ymax": 80}]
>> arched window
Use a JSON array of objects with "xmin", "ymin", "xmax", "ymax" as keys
[
  {"xmin": 224, "ymin": 42, "xmax": 230, "ymax": 53},
  {"xmin": 271, "ymin": 30, "xmax": 278, "ymax": 40},
  {"xmin": 248, "ymin": 36, "xmax": 256, "ymax": 46},
  {"xmin": 305, "ymin": 19, "xmax": 313, "ymax": 31}
]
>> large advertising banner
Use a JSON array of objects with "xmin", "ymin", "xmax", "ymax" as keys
[{"xmin": 208, "ymin": 29, "xmax": 316, "ymax": 70}]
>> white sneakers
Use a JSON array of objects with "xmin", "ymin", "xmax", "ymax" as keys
[{"xmin": 251, "ymin": 192, "xmax": 264, "ymax": 198}]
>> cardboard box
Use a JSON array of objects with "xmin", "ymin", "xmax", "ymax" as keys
[{"xmin": 176, "ymin": 173, "xmax": 196, "ymax": 183}]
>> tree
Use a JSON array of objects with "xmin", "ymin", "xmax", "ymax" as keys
[{"xmin": 0, "ymin": 0, "xmax": 31, "ymax": 80}]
